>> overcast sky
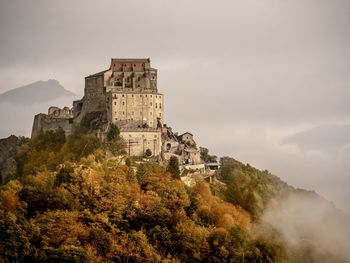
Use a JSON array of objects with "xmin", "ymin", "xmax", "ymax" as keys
[{"xmin": 0, "ymin": 0, "xmax": 349, "ymax": 212}]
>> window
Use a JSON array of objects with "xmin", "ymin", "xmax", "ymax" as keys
[
  {"xmin": 122, "ymin": 94, "xmax": 125, "ymax": 97},
  {"xmin": 159, "ymin": 113, "xmax": 162, "ymax": 117},
  {"xmin": 140, "ymin": 95, "xmax": 142, "ymax": 97},
  {"xmin": 114, "ymin": 102, "xmax": 116, "ymax": 106},
  {"xmin": 123, "ymin": 111, "xmax": 125, "ymax": 115},
  {"xmin": 150, "ymin": 95, "xmax": 152, "ymax": 98},
  {"xmin": 122, "ymin": 102, "xmax": 125, "ymax": 105},
  {"xmin": 150, "ymin": 102, "xmax": 152, "ymax": 106},
  {"xmin": 145, "ymin": 95, "xmax": 147, "ymax": 97},
  {"xmin": 132, "ymin": 94, "xmax": 134, "ymax": 97},
  {"xmin": 132, "ymin": 111, "xmax": 134, "ymax": 115},
  {"xmin": 159, "ymin": 103, "xmax": 162, "ymax": 109},
  {"xmin": 156, "ymin": 103, "xmax": 158, "ymax": 108},
  {"xmin": 150, "ymin": 112, "xmax": 153, "ymax": 115},
  {"xmin": 137, "ymin": 77, "xmax": 140, "ymax": 81}
]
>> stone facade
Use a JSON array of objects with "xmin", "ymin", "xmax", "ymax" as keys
[
  {"xmin": 31, "ymin": 58, "xmax": 201, "ymax": 163},
  {"xmin": 120, "ymin": 128, "xmax": 162, "ymax": 156}
]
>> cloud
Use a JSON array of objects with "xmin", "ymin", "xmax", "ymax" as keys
[{"xmin": 282, "ymin": 124, "xmax": 350, "ymax": 154}]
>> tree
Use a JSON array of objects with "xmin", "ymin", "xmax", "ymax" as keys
[
  {"xmin": 125, "ymin": 158, "xmax": 131, "ymax": 167},
  {"xmin": 200, "ymin": 147, "xmax": 217, "ymax": 163},
  {"xmin": 107, "ymin": 123, "xmax": 120, "ymax": 141},
  {"xmin": 144, "ymin": 148, "xmax": 152, "ymax": 158},
  {"xmin": 167, "ymin": 156, "xmax": 180, "ymax": 179}
]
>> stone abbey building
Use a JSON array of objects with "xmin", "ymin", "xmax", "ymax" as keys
[{"xmin": 32, "ymin": 58, "xmax": 202, "ymax": 165}]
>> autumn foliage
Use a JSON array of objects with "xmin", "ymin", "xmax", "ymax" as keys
[{"xmin": 0, "ymin": 130, "xmax": 290, "ymax": 262}]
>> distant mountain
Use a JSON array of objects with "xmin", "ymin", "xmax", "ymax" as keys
[
  {"xmin": 0, "ymin": 80, "xmax": 77, "ymax": 138},
  {"xmin": 0, "ymin": 79, "xmax": 75, "ymax": 105}
]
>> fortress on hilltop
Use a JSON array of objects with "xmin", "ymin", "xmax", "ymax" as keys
[{"xmin": 31, "ymin": 58, "xmax": 206, "ymax": 168}]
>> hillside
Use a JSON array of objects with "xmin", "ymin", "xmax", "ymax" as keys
[{"xmin": 0, "ymin": 128, "xmax": 349, "ymax": 262}]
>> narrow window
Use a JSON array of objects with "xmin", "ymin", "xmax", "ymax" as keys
[
  {"xmin": 159, "ymin": 103, "xmax": 162, "ymax": 109},
  {"xmin": 137, "ymin": 76, "xmax": 140, "ymax": 81},
  {"xmin": 123, "ymin": 101, "xmax": 125, "ymax": 105},
  {"xmin": 150, "ymin": 102, "xmax": 152, "ymax": 106},
  {"xmin": 156, "ymin": 103, "xmax": 158, "ymax": 108},
  {"xmin": 123, "ymin": 111, "xmax": 125, "ymax": 115},
  {"xmin": 114, "ymin": 102, "xmax": 116, "ymax": 106}
]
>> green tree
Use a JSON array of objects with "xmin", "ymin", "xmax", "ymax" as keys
[
  {"xmin": 144, "ymin": 148, "xmax": 152, "ymax": 158},
  {"xmin": 136, "ymin": 163, "xmax": 148, "ymax": 185},
  {"xmin": 200, "ymin": 147, "xmax": 217, "ymax": 163},
  {"xmin": 107, "ymin": 123, "xmax": 120, "ymax": 141},
  {"xmin": 167, "ymin": 156, "xmax": 180, "ymax": 179}
]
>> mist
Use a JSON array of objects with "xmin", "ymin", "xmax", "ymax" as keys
[{"xmin": 262, "ymin": 191, "xmax": 350, "ymax": 262}]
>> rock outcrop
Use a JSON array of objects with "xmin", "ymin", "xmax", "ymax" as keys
[{"xmin": 0, "ymin": 135, "xmax": 19, "ymax": 183}]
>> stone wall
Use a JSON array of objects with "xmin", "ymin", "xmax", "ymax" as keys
[
  {"xmin": 31, "ymin": 113, "xmax": 73, "ymax": 138},
  {"xmin": 108, "ymin": 91, "xmax": 164, "ymax": 129},
  {"xmin": 120, "ymin": 128, "xmax": 162, "ymax": 156}
]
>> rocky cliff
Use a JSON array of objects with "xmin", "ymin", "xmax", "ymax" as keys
[{"xmin": 0, "ymin": 135, "xmax": 18, "ymax": 183}]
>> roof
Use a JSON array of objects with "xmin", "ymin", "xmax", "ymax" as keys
[
  {"xmin": 86, "ymin": 69, "xmax": 109, "ymax": 78},
  {"xmin": 111, "ymin": 58, "xmax": 150, "ymax": 63},
  {"xmin": 119, "ymin": 127, "xmax": 160, "ymax": 132},
  {"xmin": 179, "ymin": 132, "xmax": 193, "ymax": 137}
]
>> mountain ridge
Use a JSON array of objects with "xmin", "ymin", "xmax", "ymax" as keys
[{"xmin": 0, "ymin": 79, "xmax": 75, "ymax": 105}]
